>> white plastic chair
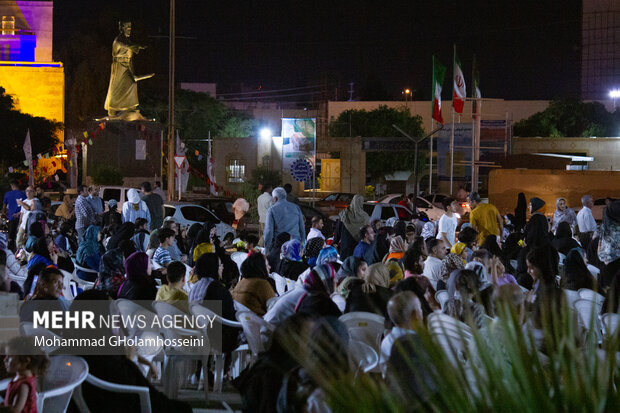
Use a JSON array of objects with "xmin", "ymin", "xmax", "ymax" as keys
[
  {"xmin": 558, "ymin": 252, "xmax": 566, "ymax": 267},
  {"xmin": 73, "ymin": 373, "xmax": 151, "ymax": 413},
  {"xmin": 348, "ymin": 339, "xmax": 379, "ymax": 375},
  {"xmin": 189, "ymin": 302, "xmax": 248, "ymax": 396},
  {"xmin": 151, "ymin": 301, "xmax": 209, "ymax": 399},
  {"xmin": 112, "ymin": 300, "xmax": 162, "ymax": 357},
  {"xmin": 578, "ymin": 288, "xmax": 605, "ymax": 313},
  {"xmin": 269, "ymin": 272, "xmax": 289, "ymax": 296},
  {"xmin": 233, "ymin": 299, "xmax": 252, "ymax": 313},
  {"xmin": 231, "ymin": 252, "xmax": 248, "ymax": 274},
  {"xmin": 573, "ymin": 299, "xmax": 603, "ymax": 342},
  {"xmin": 151, "ymin": 259, "xmax": 163, "ymax": 270},
  {"xmin": 71, "ymin": 263, "xmax": 98, "ymax": 290},
  {"xmin": 14, "ymin": 355, "xmax": 88, "ymax": 413},
  {"xmin": 427, "ymin": 311, "xmax": 473, "ymax": 367},
  {"xmin": 587, "ymin": 264, "xmax": 601, "ymax": 279},
  {"xmin": 338, "ymin": 312, "xmax": 386, "ymax": 353},
  {"xmin": 602, "ymin": 313, "xmax": 620, "ymax": 339},
  {"xmin": 60, "ymin": 269, "xmax": 77, "ymax": 300},
  {"xmin": 330, "ymin": 293, "xmax": 346, "ymax": 313},
  {"xmin": 20, "ymin": 322, "xmax": 61, "ymax": 353},
  {"xmin": 236, "ymin": 310, "xmax": 274, "ymax": 358},
  {"xmin": 435, "ymin": 290, "xmax": 449, "ymax": 310},
  {"xmin": 563, "ymin": 289, "xmax": 581, "ymax": 309}
]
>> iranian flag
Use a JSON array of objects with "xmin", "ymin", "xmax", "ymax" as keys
[
  {"xmin": 472, "ymin": 55, "xmax": 481, "ymax": 119},
  {"xmin": 432, "ymin": 56, "xmax": 446, "ymax": 124},
  {"xmin": 453, "ymin": 47, "xmax": 466, "ymax": 113}
]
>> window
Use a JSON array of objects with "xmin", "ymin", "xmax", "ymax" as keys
[
  {"xmin": 339, "ymin": 194, "xmax": 353, "ymax": 202},
  {"xmin": 102, "ymin": 189, "xmax": 121, "ymax": 203},
  {"xmin": 381, "ymin": 206, "xmax": 395, "ymax": 220},
  {"xmin": 181, "ymin": 206, "xmax": 218, "ymax": 223},
  {"xmin": 395, "ymin": 206, "xmax": 413, "ymax": 220},
  {"xmin": 324, "ymin": 194, "xmax": 338, "ymax": 201},
  {"xmin": 227, "ymin": 157, "xmax": 245, "ymax": 183},
  {"xmin": 363, "ymin": 204, "xmax": 375, "ymax": 216},
  {"xmin": 2, "ymin": 16, "xmax": 15, "ymax": 35},
  {"xmin": 164, "ymin": 206, "xmax": 175, "ymax": 217}
]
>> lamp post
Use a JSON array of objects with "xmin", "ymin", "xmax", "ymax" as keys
[
  {"xmin": 167, "ymin": 0, "xmax": 176, "ymax": 201},
  {"xmin": 609, "ymin": 89, "xmax": 620, "ymax": 110},
  {"xmin": 402, "ymin": 88, "xmax": 412, "ymax": 109}
]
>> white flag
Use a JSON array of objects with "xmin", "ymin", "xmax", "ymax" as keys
[{"xmin": 23, "ymin": 129, "xmax": 34, "ymax": 186}]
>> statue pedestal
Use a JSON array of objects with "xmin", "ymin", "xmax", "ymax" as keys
[{"xmin": 83, "ymin": 120, "xmax": 163, "ymax": 187}]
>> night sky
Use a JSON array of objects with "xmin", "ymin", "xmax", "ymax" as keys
[{"xmin": 54, "ymin": 0, "xmax": 582, "ymax": 102}]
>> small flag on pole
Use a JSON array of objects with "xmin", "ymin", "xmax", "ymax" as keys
[
  {"xmin": 453, "ymin": 46, "xmax": 466, "ymax": 114},
  {"xmin": 432, "ymin": 56, "xmax": 446, "ymax": 124}
]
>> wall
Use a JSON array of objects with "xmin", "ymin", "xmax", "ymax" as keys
[
  {"xmin": 512, "ymin": 137, "xmax": 620, "ymax": 171},
  {"xmin": 212, "ymin": 137, "xmax": 258, "ymax": 196},
  {"xmin": 16, "ymin": 1, "xmax": 53, "ymax": 62}
]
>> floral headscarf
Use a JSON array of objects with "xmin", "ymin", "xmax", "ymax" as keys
[
  {"xmin": 450, "ymin": 242, "xmax": 467, "ymax": 258},
  {"xmin": 317, "ymin": 246, "xmax": 339, "ymax": 265},
  {"xmin": 389, "ymin": 236, "xmax": 407, "ymax": 254},
  {"xmin": 303, "ymin": 237, "xmax": 324, "ymax": 259},
  {"xmin": 421, "ymin": 221, "xmax": 435, "ymax": 240},
  {"xmin": 281, "ymin": 239, "xmax": 302, "ymax": 261},
  {"xmin": 552, "ymin": 197, "xmax": 577, "ymax": 232},
  {"xmin": 440, "ymin": 253, "xmax": 465, "ymax": 281}
]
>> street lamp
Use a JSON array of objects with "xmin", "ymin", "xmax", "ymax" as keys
[
  {"xmin": 402, "ymin": 88, "xmax": 412, "ymax": 108},
  {"xmin": 609, "ymin": 89, "xmax": 620, "ymax": 109},
  {"xmin": 260, "ymin": 127, "xmax": 272, "ymax": 140}
]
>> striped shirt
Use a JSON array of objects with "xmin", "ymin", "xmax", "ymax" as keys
[
  {"xmin": 153, "ymin": 246, "xmax": 172, "ymax": 266},
  {"xmin": 75, "ymin": 195, "xmax": 95, "ymax": 229}
]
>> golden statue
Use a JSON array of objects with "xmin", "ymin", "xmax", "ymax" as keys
[{"xmin": 104, "ymin": 21, "xmax": 154, "ymax": 121}]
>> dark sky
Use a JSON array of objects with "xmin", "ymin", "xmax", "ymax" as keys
[{"xmin": 54, "ymin": 0, "xmax": 582, "ymax": 102}]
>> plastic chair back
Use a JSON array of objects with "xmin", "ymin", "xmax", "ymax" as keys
[
  {"xmin": 435, "ymin": 290, "xmax": 449, "ymax": 310},
  {"xmin": 269, "ymin": 272, "xmax": 289, "ymax": 295},
  {"xmin": 427, "ymin": 312, "xmax": 473, "ymax": 367},
  {"xmin": 38, "ymin": 355, "xmax": 88, "ymax": 413},
  {"xmin": 563, "ymin": 289, "xmax": 581, "ymax": 309},
  {"xmin": 602, "ymin": 313, "xmax": 620, "ymax": 338},
  {"xmin": 348, "ymin": 339, "xmax": 379, "ymax": 374},
  {"xmin": 578, "ymin": 288, "xmax": 605, "ymax": 313},
  {"xmin": 338, "ymin": 312, "xmax": 385, "ymax": 351},
  {"xmin": 574, "ymin": 299, "xmax": 603, "ymax": 342},
  {"xmin": 114, "ymin": 299, "xmax": 162, "ymax": 357},
  {"xmin": 231, "ymin": 252, "xmax": 248, "ymax": 274},
  {"xmin": 20, "ymin": 322, "xmax": 61, "ymax": 353},
  {"xmin": 236, "ymin": 310, "xmax": 268, "ymax": 356}
]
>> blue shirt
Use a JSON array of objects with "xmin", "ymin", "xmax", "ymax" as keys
[
  {"xmin": 353, "ymin": 241, "xmax": 371, "ymax": 260},
  {"xmin": 3, "ymin": 190, "xmax": 26, "ymax": 219},
  {"xmin": 88, "ymin": 195, "xmax": 104, "ymax": 215},
  {"xmin": 153, "ymin": 246, "xmax": 172, "ymax": 266}
]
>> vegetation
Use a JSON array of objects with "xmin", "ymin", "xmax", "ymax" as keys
[
  {"xmin": 329, "ymin": 105, "xmax": 427, "ymax": 180},
  {"xmin": 92, "ymin": 165, "xmax": 123, "ymax": 185},
  {"xmin": 0, "ymin": 87, "xmax": 61, "ymax": 168},
  {"xmin": 514, "ymin": 99, "xmax": 620, "ymax": 137},
  {"xmin": 241, "ymin": 165, "xmax": 282, "ymax": 204}
]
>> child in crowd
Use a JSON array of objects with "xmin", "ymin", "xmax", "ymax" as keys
[
  {"xmin": 155, "ymin": 261, "xmax": 189, "ymax": 313},
  {"xmin": 2, "ymin": 336, "xmax": 50, "ymax": 413},
  {"xmin": 131, "ymin": 217, "xmax": 150, "ymax": 252}
]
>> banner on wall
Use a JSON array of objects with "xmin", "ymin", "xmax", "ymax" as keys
[{"xmin": 281, "ymin": 118, "xmax": 316, "ymax": 179}]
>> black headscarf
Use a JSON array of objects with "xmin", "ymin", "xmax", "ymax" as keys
[
  {"xmin": 503, "ymin": 233, "xmax": 522, "ymax": 260},
  {"xmin": 107, "ymin": 222, "xmax": 136, "ymax": 251},
  {"xmin": 394, "ymin": 220, "xmax": 407, "ymax": 239},
  {"xmin": 514, "ymin": 192, "xmax": 527, "ymax": 232},
  {"xmin": 481, "ymin": 235, "xmax": 503, "ymax": 259},
  {"xmin": 563, "ymin": 248, "xmax": 595, "ymax": 291},
  {"xmin": 32, "ymin": 237, "xmax": 51, "ymax": 260},
  {"xmin": 525, "ymin": 214, "xmax": 550, "ymax": 248}
]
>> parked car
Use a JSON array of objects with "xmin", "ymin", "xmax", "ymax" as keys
[
  {"xmin": 314, "ymin": 192, "xmax": 355, "ymax": 216},
  {"xmin": 362, "ymin": 202, "xmax": 416, "ymax": 224},
  {"xmin": 200, "ymin": 197, "xmax": 235, "ymax": 225},
  {"xmin": 376, "ymin": 193, "xmax": 446, "ymax": 221},
  {"xmin": 164, "ymin": 202, "xmax": 235, "ymax": 239},
  {"xmin": 242, "ymin": 203, "xmax": 335, "ymax": 239}
]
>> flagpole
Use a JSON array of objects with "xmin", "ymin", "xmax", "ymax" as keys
[
  {"xmin": 450, "ymin": 45, "xmax": 456, "ymax": 195},
  {"xmin": 471, "ymin": 55, "xmax": 476, "ymax": 193},
  {"xmin": 429, "ymin": 56, "xmax": 434, "ymax": 195}
]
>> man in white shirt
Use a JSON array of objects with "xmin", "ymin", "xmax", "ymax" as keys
[
  {"xmin": 436, "ymin": 197, "xmax": 459, "ymax": 249},
  {"xmin": 307, "ymin": 216, "xmax": 325, "ymax": 241},
  {"xmin": 257, "ymin": 184, "xmax": 273, "ymax": 246},
  {"xmin": 576, "ymin": 194, "xmax": 597, "ymax": 248},
  {"xmin": 380, "ymin": 291, "xmax": 422, "ymax": 372},
  {"xmin": 16, "ymin": 186, "xmax": 40, "ymax": 248},
  {"xmin": 422, "ymin": 238, "xmax": 446, "ymax": 289}
]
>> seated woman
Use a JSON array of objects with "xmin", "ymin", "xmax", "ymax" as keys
[
  {"xmin": 551, "ymin": 222, "xmax": 581, "ymax": 256},
  {"xmin": 27, "ymin": 237, "xmax": 57, "ymax": 271},
  {"xmin": 191, "ymin": 227, "xmax": 216, "ymax": 264},
  {"xmin": 117, "ymin": 252, "xmax": 157, "ymax": 301},
  {"xmin": 383, "ymin": 236, "xmax": 407, "ymax": 263},
  {"xmin": 303, "ymin": 237, "xmax": 325, "ymax": 267},
  {"xmin": 295, "ymin": 264, "xmax": 341, "ymax": 318},
  {"xmin": 55, "ymin": 221, "xmax": 77, "ymax": 256},
  {"xmin": 24, "ymin": 221, "xmax": 45, "ymax": 253},
  {"xmin": 277, "ymin": 239, "xmax": 308, "ymax": 281},
  {"xmin": 402, "ymin": 247, "xmax": 439, "ymax": 310},
  {"xmin": 562, "ymin": 248, "xmax": 596, "ymax": 291},
  {"xmin": 0, "ymin": 251, "xmax": 24, "ymax": 299},
  {"xmin": 451, "ymin": 268, "xmax": 489, "ymax": 329},
  {"xmin": 232, "ymin": 252, "xmax": 276, "ymax": 316},
  {"xmin": 20, "ymin": 266, "xmax": 69, "ymax": 324},
  {"xmin": 95, "ymin": 248, "xmax": 125, "ymax": 299},
  {"xmin": 344, "ymin": 262, "xmax": 393, "ymax": 318},
  {"xmin": 188, "ymin": 253, "xmax": 238, "ymax": 353},
  {"xmin": 76, "ymin": 225, "xmax": 103, "ymax": 282}
]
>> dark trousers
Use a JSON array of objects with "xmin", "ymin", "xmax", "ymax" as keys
[{"xmin": 7, "ymin": 218, "xmax": 19, "ymax": 251}]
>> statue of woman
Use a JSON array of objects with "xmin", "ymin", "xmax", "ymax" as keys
[{"xmin": 104, "ymin": 21, "xmax": 153, "ymax": 120}]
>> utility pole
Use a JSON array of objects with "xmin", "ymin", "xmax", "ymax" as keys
[
  {"xmin": 167, "ymin": 0, "xmax": 176, "ymax": 201},
  {"xmin": 393, "ymin": 124, "xmax": 444, "ymax": 214},
  {"xmin": 348, "ymin": 82, "xmax": 354, "ymax": 101}
]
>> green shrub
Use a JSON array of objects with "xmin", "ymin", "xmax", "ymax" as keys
[{"xmin": 92, "ymin": 165, "xmax": 123, "ymax": 185}]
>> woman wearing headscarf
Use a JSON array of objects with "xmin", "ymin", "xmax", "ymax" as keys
[
  {"xmin": 95, "ymin": 248, "xmax": 125, "ymax": 299},
  {"xmin": 336, "ymin": 256, "xmax": 367, "ymax": 283},
  {"xmin": 303, "ymin": 237, "xmax": 324, "ymax": 267},
  {"xmin": 191, "ymin": 229, "xmax": 216, "ymax": 264},
  {"xmin": 421, "ymin": 221, "xmax": 436, "ymax": 240},
  {"xmin": 552, "ymin": 197, "xmax": 576, "ymax": 233},
  {"xmin": 267, "ymin": 232, "xmax": 290, "ymax": 274},
  {"xmin": 438, "ymin": 253, "xmax": 465, "ymax": 290},
  {"xmin": 278, "ymin": 239, "xmax": 308, "ymax": 281},
  {"xmin": 295, "ymin": 263, "xmax": 341, "ymax": 318},
  {"xmin": 316, "ymin": 246, "xmax": 339, "ymax": 267},
  {"xmin": 481, "ymin": 234, "xmax": 515, "ymax": 274},
  {"xmin": 528, "ymin": 197, "xmax": 546, "ymax": 215},
  {"xmin": 27, "ymin": 237, "xmax": 57, "ymax": 271},
  {"xmin": 513, "ymin": 192, "xmax": 527, "ymax": 232},
  {"xmin": 117, "ymin": 252, "xmax": 157, "ymax": 301},
  {"xmin": 232, "ymin": 252, "xmax": 276, "ymax": 316},
  {"xmin": 106, "ymin": 222, "xmax": 136, "ymax": 251},
  {"xmin": 24, "ymin": 221, "xmax": 45, "ymax": 253},
  {"xmin": 393, "ymin": 220, "xmax": 407, "ymax": 239},
  {"xmin": 185, "ymin": 223, "xmax": 203, "ymax": 252},
  {"xmin": 597, "ymin": 200, "xmax": 620, "ymax": 289},
  {"xmin": 344, "ymin": 262, "xmax": 394, "ymax": 318},
  {"xmin": 551, "ymin": 221, "xmax": 581, "ymax": 256},
  {"xmin": 562, "ymin": 248, "xmax": 596, "ymax": 291},
  {"xmin": 76, "ymin": 225, "xmax": 103, "ymax": 282},
  {"xmin": 333, "ymin": 195, "xmax": 369, "ymax": 260},
  {"xmin": 515, "ymin": 213, "xmax": 555, "ymax": 289},
  {"xmin": 383, "ymin": 236, "xmax": 407, "ymax": 263},
  {"xmin": 122, "ymin": 188, "xmax": 151, "ymax": 226},
  {"xmin": 450, "ymin": 241, "xmax": 468, "ymax": 263},
  {"xmin": 55, "ymin": 193, "xmax": 75, "ymax": 221}
]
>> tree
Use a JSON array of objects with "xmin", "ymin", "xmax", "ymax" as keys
[
  {"xmin": 514, "ymin": 99, "xmax": 620, "ymax": 137},
  {"xmin": 329, "ymin": 105, "xmax": 426, "ymax": 180},
  {"xmin": 0, "ymin": 87, "xmax": 61, "ymax": 167}
]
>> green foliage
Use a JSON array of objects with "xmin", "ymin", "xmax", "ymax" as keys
[
  {"xmin": 514, "ymin": 99, "xmax": 620, "ymax": 137},
  {"xmin": 92, "ymin": 165, "xmax": 123, "ymax": 185},
  {"xmin": 329, "ymin": 105, "xmax": 426, "ymax": 179},
  {"xmin": 0, "ymin": 87, "xmax": 61, "ymax": 167},
  {"xmin": 241, "ymin": 165, "xmax": 282, "ymax": 204},
  {"xmin": 365, "ymin": 185, "xmax": 375, "ymax": 199}
]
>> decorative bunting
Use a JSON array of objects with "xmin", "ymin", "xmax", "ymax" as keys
[
  {"xmin": 23, "ymin": 160, "xmax": 28, "ymax": 166},
  {"xmin": 198, "ymin": 154, "xmax": 203, "ymax": 161},
  {"xmin": 8, "ymin": 167, "xmax": 13, "ymax": 172},
  {"xmin": 88, "ymin": 139, "xmax": 93, "ymax": 145},
  {"xmin": 54, "ymin": 174, "xmax": 59, "ymax": 181},
  {"xmin": 83, "ymin": 131, "xmax": 88, "ymax": 138},
  {"xmin": 37, "ymin": 154, "xmax": 42, "ymax": 159},
  {"xmin": 99, "ymin": 123, "xmax": 105, "ymax": 130},
  {"xmin": 194, "ymin": 149, "xmax": 199, "ymax": 156}
]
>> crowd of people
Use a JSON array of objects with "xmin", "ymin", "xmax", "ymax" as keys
[{"xmin": 2, "ymin": 180, "xmax": 620, "ymax": 412}]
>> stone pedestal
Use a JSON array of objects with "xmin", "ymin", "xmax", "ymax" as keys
[{"xmin": 83, "ymin": 120, "xmax": 163, "ymax": 187}]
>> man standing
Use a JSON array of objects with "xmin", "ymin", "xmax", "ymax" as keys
[
  {"xmin": 576, "ymin": 194, "xmax": 597, "ymax": 248},
  {"xmin": 468, "ymin": 192, "xmax": 503, "ymax": 246},
  {"xmin": 87, "ymin": 186, "xmax": 104, "ymax": 224},
  {"xmin": 153, "ymin": 181, "xmax": 166, "ymax": 200},
  {"xmin": 264, "ymin": 187, "xmax": 305, "ymax": 253},
  {"xmin": 257, "ymin": 184, "xmax": 273, "ymax": 245},
  {"xmin": 15, "ymin": 186, "xmax": 40, "ymax": 248},
  {"xmin": 422, "ymin": 238, "xmax": 446, "ymax": 289},
  {"xmin": 3, "ymin": 181, "xmax": 25, "ymax": 249},
  {"xmin": 283, "ymin": 183, "xmax": 299, "ymax": 204},
  {"xmin": 397, "ymin": 194, "xmax": 410, "ymax": 219},
  {"xmin": 75, "ymin": 185, "xmax": 95, "ymax": 242},
  {"xmin": 436, "ymin": 197, "xmax": 459, "ymax": 249},
  {"xmin": 141, "ymin": 182, "xmax": 164, "ymax": 231},
  {"xmin": 353, "ymin": 225, "xmax": 375, "ymax": 263},
  {"xmin": 307, "ymin": 216, "xmax": 325, "ymax": 241}
]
